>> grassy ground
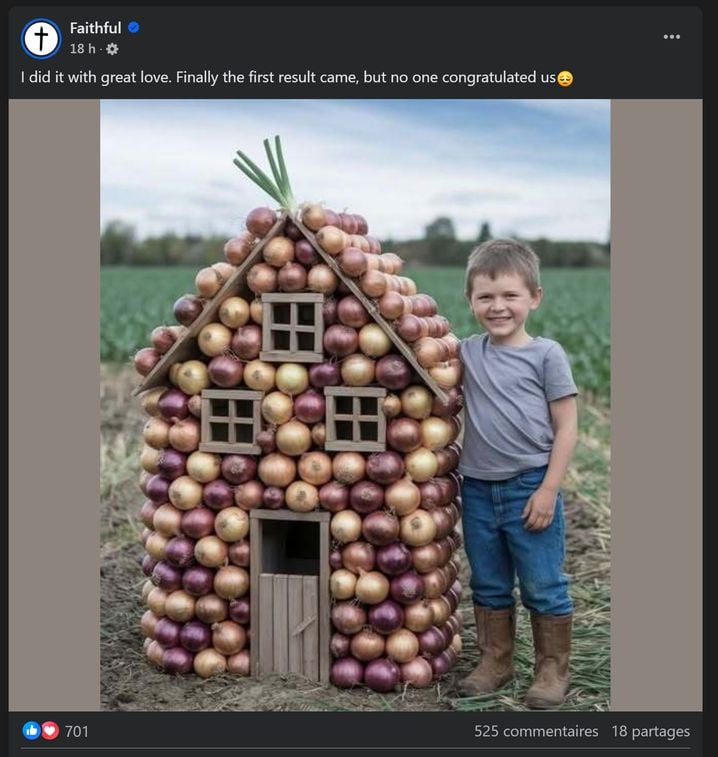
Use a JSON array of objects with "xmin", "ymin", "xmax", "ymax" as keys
[{"xmin": 101, "ymin": 366, "xmax": 610, "ymax": 711}]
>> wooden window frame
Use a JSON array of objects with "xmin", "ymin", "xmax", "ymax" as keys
[
  {"xmin": 260, "ymin": 293, "xmax": 324, "ymax": 363},
  {"xmin": 324, "ymin": 386, "xmax": 387, "ymax": 452},
  {"xmin": 200, "ymin": 389, "xmax": 262, "ymax": 454}
]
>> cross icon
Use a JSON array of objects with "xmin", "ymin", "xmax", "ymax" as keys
[{"xmin": 34, "ymin": 25, "xmax": 48, "ymax": 51}]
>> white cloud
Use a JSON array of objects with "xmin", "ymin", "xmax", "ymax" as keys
[{"xmin": 101, "ymin": 100, "xmax": 609, "ymax": 242}]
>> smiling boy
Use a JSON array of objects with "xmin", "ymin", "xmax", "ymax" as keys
[{"xmin": 457, "ymin": 239, "xmax": 578, "ymax": 708}]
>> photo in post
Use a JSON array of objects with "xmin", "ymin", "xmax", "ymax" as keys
[{"xmin": 99, "ymin": 98, "xmax": 610, "ymax": 711}]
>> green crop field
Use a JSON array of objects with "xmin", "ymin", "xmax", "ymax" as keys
[{"xmin": 101, "ymin": 266, "xmax": 609, "ymax": 396}]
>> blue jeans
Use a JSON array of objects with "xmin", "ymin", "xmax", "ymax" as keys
[{"xmin": 460, "ymin": 466, "xmax": 573, "ymax": 616}]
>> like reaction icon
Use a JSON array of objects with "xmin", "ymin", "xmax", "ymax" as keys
[
  {"xmin": 42, "ymin": 721, "xmax": 60, "ymax": 740},
  {"xmin": 22, "ymin": 721, "xmax": 41, "ymax": 740}
]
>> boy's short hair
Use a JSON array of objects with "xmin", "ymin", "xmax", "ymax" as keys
[{"xmin": 464, "ymin": 238, "xmax": 541, "ymax": 299}]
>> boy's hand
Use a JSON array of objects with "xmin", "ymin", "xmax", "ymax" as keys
[{"xmin": 521, "ymin": 487, "xmax": 557, "ymax": 531}]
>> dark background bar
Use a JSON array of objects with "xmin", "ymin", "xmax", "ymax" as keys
[{"xmin": 8, "ymin": 5, "xmax": 702, "ymax": 98}]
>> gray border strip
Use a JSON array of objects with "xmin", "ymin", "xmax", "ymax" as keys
[{"xmin": 9, "ymin": 100, "xmax": 101, "ymax": 710}]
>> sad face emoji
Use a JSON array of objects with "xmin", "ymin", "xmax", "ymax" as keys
[{"xmin": 557, "ymin": 70, "xmax": 574, "ymax": 87}]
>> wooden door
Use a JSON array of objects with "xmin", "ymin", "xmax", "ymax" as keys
[{"xmin": 258, "ymin": 574, "xmax": 320, "ymax": 680}]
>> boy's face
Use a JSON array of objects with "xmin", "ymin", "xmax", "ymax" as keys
[{"xmin": 469, "ymin": 272, "xmax": 542, "ymax": 345}]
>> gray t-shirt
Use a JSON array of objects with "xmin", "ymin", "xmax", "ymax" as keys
[{"xmin": 458, "ymin": 334, "xmax": 577, "ymax": 481}]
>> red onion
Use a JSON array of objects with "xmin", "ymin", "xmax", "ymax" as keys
[
  {"xmin": 295, "ymin": 239, "xmax": 319, "ymax": 265},
  {"xmin": 338, "ymin": 212, "xmax": 358, "ymax": 234},
  {"xmin": 278, "ymin": 262, "xmax": 307, "ymax": 292},
  {"xmin": 330, "ymin": 632, "xmax": 351, "ymax": 659},
  {"xmin": 181, "ymin": 507, "xmax": 215, "ymax": 539},
  {"xmin": 387, "ymin": 418, "xmax": 422, "ymax": 453},
  {"xmin": 366, "ymin": 451, "xmax": 405, "ymax": 485},
  {"xmin": 256, "ymin": 428, "xmax": 277, "ymax": 454},
  {"xmin": 228, "ymin": 596, "xmax": 250, "ymax": 624},
  {"xmin": 349, "ymin": 481, "xmax": 384, "ymax": 514},
  {"xmin": 376, "ymin": 355, "xmax": 412, "ymax": 390},
  {"xmin": 368, "ymin": 600, "xmax": 405, "ymax": 635},
  {"xmin": 361, "ymin": 510, "xmax": 400, "ymax": 546},
  {"xmin": 182, "ymin": 565, "xmax": 215, "ymax": 597},
  {"xmin": 330, "ymin": 656, "xmax": 364, "ymax": 688},
  {"xmin": 376, "ymin": 542, "xmax": 413, "ymax": 576},
  {"xmin": 390, "ymin": 571, "xmax": 425, "ymax": 605},
  {"xmin": 179, "ymin": 620, "xmax": 211, "ymax": 652},
  {"xmin": 157, "ymin": 449, "xmax": 187, "ymax": 481},
  {"xmin": 400, "ymin": 656, "xmax": 433, "ymax": 687},
  {"xmin": 435, "ymin": 476, "xmax": 458, "ymax": 505},
  {"xmin": 246, "ymin": 207, "xmax": 277, "ymax": 236},
  {"xmin": 162, "ymin": 646, "xmax": 194, "ymax": 674},
  {"xmin": 319, "ymin": 481, "xmax": 349, "ymax": 512},
  {"xmin": 158, "ymin": 389, "xmax": 190, "ymax": 421},
  {"xmin": 202, "ymin": 479, "xmax": 234, "ymax": 511},
  {"xmin": 228, "ymin": 540, "xmax": 250, "ymax": 567},
  {"xmin": 341, "ymin": 541, "xmax": 376, "ymax": 573},
  {"xmin": 432, "ymin": 387, "xmax": 462, "ymax": 417},
  {"xmin": 142, "ymin": 554, "xmax": 158, "ymax": 577},
  {"xmin": 284, "ymin": 220, "xmax": 303, "ymax": 241},
  {"xmin": 355, "ymin": 215, "xmax": 369, "ymax": 234},
  {"xmin": 324, "ymin": 209, "xmax": 340, "ymax": 227},
  {"xmin": 231, "ymin": 325, "xmax": 262, "ymax": 361},
  {"xmin": 439, "ymin": 622, "xmax": 454, "ymax": 648},
  {"xmin": 154, "ymin": 617, "xmax": 181, "ymax": 648},
  {"xmin": 139, "ymin": 500, "xmax": 160, "ymax": 529},
  {"xmin": 208, "ymin": 355, "xmax": 244, "ymax": 388},
  {"xmin": 151, "ymin": 561, "xmax": 183, "ymax": 591},
  {"xmin": 221, "ymin": 455, "xmax": 257, "ymax": 485},
  {"xmin": 322, "ymin": 298, "xmax": 338, "ymax": 326},
  {"xmin": 324, "ymin": 325, "xmax": 358, "ymax": 357},
  {"xmin": 151, "ymin": 325, "xmax": 178, "ymax": 354},
  {"xmin": 396, "ymin": 314, "xmax": 423, "ymax": 342},
  {"xmin": 418, "ymin": 481, "xmax": 443, "ymax": 510},
  {"xmin": 234, "ymin": 480, "xmax": 264, "ymax": 510},
  {"xmin": 417, "ymin": 626, "xmax": 445, "ymax": 657},
  {"xmin": 337, "ymin": 295, "xmax": 370, "ymax": 327},
  {"xmin": 146, "ymin": 475, "xmax": 171, "ymax": 503},
  {"xmin": 331, "ymin": 601, "xmax": 367, "ymax": 635},
  {"xmin": 430, "ymin": 508, "xmax": 454, "ymax": 540},
  {"xmin": 337, "ymin": 248, "xmax": 367, "ymax": 278},
  {"xmin": 434, "ymin": 446, "xmax": 460, "ymax": 477},
  {"xmin": 294, "ymin": 390, "xmax": 326, "ymax": 424},
  {"xmin": 262, "ymin": 486, "xmax": 285, "ymax": 509},
  {"xmin": 164, "ymin": 536, "xmax": 196, "ymax": 568},
  {"xmin": 330, "ymin": 548, "xmax": 343, "ymax": 570},
  {"xmin": 364, "ymin": 658, "xmax": 400, "ymax": 692},
  {"xmin": 430, "ymin": 649, "xmax": 454, "ymax": 677},
  {"xmin": 309, "ymin": 362, "xmax": 341, "ymax": 388},
  {"xmin": 173, "ymin": 295, "xmax": 203, "ymax": 326}
]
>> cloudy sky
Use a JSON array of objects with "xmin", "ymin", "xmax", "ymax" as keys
[{"xmin": 101, "ymin": 99, "xmax": 610, "ymax": 242}]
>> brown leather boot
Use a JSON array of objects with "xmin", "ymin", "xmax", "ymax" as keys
[
  {"xmin": 458, "ymin": 605, "xmax": 515, "ymax": 695},
  {"xmin": 524, "ymin": 612, "xmax": 573, "ymax": 708}
]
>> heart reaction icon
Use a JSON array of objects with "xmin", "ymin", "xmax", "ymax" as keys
[{"xmin": 41, "ymin": 721, "xmax": 59, "ymax": 740}]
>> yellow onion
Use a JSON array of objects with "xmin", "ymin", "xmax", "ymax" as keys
[
  {"xmin": 340, "ymin": 354, "xmax": 376, "ymax": 386},
  {"xmin": 404, "ymin": 448, "xmax": 438, "ymax": 482},
  {"xmin": 316, "ymin": 225, "xmax": 348, "ymax": 255},
  {"xmin": 330, "ymin": 569, "xmax": 358, "ymax": 600},
  {"xmin": 147, "ymin": 587, "xmax": 169, "ymax": 617},
  {"xmin": 195, "ymin": 267, "xmax": 224, "ymax": 298},
  {"xmin": 145, "ymin": 532, "xmax": 168, "ymax": 560},
  {"xmin": 193, "ymin": 648, "xmax": 227, "ymax": 678},
  {"xmin": 332, "ymin": 452, "xmax": 366, "ymax": 485},
  {"xmin": 140, "ymin": 445, "xmax": 162, "ymax": 474},
  {"xmin": 168, "ymin": 475, "xmax": 204, "ymax": 510},
  {"xmin": 403, "ymin": 600, "xmax": 435, "ymax": 632},
  {"xmin": 194, "ymin": 536, "xmax": 229, "ymax": 568},
  {"xmin": 382, "ymin": 394, "xmax": 402, "ymax": 418},
  {"xmin": 350, "ymin": 628, "xmax": 385, "ymax": 662},
  {"xmin": 164, "ymin": 590, "xmax": 196, "ymax": 622},
  {"xmin": 286, "ymin": 480, "xmax": 319, "ymax": 512},
  {"xmin": 176, "ymin": 360, "xmax": 211, "ymax": 395},
  {"xmin": 143, "ymin": 417, "xmax": 171, "ymax": 449},
  {"xmin": 186, "ymin": 451, "xmax": 221, "ymax": 483},
  {"xmin": 298, "ymin": 451, "xmax": 332, "ymax": 485},
  {"xmin": 307, "ymin": 264, "xmax": 338, "ymax": 294},
  {"xmin": 213, "ymin": 507, "xmax": 249, "ymax": 542},
  {"xmin": 261, "ymin": 391, "xmax": 294, "ymax": 425},
  {"xmin": 400, "ymin": 385, "xmax": 433, "ymax": 419},
  {"xmin": 420, "ymin": 417, "xmax": 453, "ymax": 451},
  {"xmin": 355, "ymin": 570, "xmax": 390, "ymax": 604},
  {"xmin": 429, "ymin": 596, "xmax": 452, "ymax": 627},
  {"xmin": 384, "ymin": 477, "xmax": 421, "ymax": 516},
  {"xmin": 244, "ymin": 360, "xmax": 275, "ymax": 391},
  {"xmin": 400, "ymin": 510, "xmax": 437, "ymax": 547},
  {"xmin": 142, "ymin": 387, "xmax": 166, "ymax": 417},
  {"xmin": 276, "ymin": 420, "xmax": 312, "ymax": 456},
  {"xmin": 214, "ymin": 566, "xmax": 249, "ymax": 600},
  {"xmin": 141, "ymin": 610, "xmax": 159, "ymax": 638},
  {"xmin": 275, "ymin": 363, "xmax": 309, "ymax": 395},
  {"xmin": 153, "ymin": 503, "xmax": 183, "ymax": 537},
  {"xmin": 198, "ymin": 322, "xmax": 232, "ymax": 357},
  {"xmin": 429, "ymin": 359, "xmax": 462, "ymax": 389},
  {"xmin": 219, "ymin": 296, "xmax": 250, "ymax": 328},
  {"xmin": 195, "ymin": 593, "xmax": 228, "ymax": 624},
  {"xmin": 386, "ymin": 628, "xmax": 420, "ymax": 663},
  {"xmin": 258, "ymin": 453, "xmax": 296, "ymax": 487},
  {"xmin": 358, "ymin": 324, "xmax": 392, "ymax": 357},
  {"xmin": 331, "ymin": 510, "xmax": 362, "ymax": 543},
  {"xmin": 249, "ymin": 297, "xmax": 264, "ymax": 324}
]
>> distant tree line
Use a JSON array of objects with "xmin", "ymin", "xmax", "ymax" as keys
[{"xmin": 101, "ymin": 218, "xmax": 610, "ymax": 267}]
